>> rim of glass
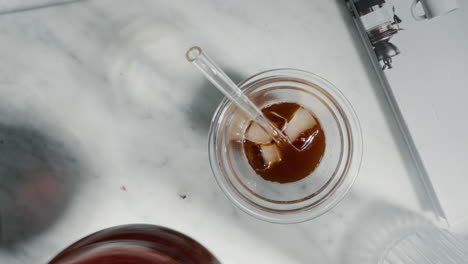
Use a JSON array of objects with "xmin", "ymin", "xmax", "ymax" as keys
[{"xmin": 208, "ymin": 68, "xmax": 363, "ymax": 223}]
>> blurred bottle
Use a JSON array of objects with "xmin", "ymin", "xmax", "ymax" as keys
[{"xmin": 0, "ymin": 125, "xmax": 79, "ymax": 245}]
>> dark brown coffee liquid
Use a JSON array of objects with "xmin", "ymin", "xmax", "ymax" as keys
[{"xmin": 243, "ymin": 102, "xmax": 326, "ymax": 183}]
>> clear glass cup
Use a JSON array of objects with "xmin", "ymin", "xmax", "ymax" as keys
[
  {"xmin": 380, "ymin": 227, "xmax": 468, "ymax": 264},
  {"xmin": 208, "ymin": 69, "xmax": 362, "ymax": 223}
]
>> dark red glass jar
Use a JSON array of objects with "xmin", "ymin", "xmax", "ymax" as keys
[{"xmin": 48, "ymin": 224, "xmax": 220, "ymax": 264}]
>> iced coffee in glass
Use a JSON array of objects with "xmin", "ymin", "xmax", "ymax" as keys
[{"xmin": 209, "ymin": 69, "xmax": 362, "ymax": 223}]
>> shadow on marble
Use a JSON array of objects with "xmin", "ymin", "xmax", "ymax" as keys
[
  {"xmin": 0, "ymin": 124, "xmax": 83, "ymax": 248},
  {"xmin": 0, "ymin": 0, "xmax": 87, "ymax": 16},
  {"xmin": 186, "ymin": 69, "xmax": 244, "ymax": 136},
  {"xmin": 104, "ymin": 15, "xmax": 195, "ymax": 119},
  {"xmin": 333, "ymin": 0, "xmax": 435, "ymax": 215}
]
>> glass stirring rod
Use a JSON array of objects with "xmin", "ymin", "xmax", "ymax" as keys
[{"xmin": 185, "ymin": 46, "xmax": 288, "ymax": 144}]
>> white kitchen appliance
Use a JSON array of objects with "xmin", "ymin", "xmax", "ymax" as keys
[{"xmin": 346, "ymin": 0, "xmax": 468, "ymax": 227}]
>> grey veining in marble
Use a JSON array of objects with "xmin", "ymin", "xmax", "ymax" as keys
[
  {"xmin": 0, "ymin": 0, "xmax": 78, "ymax": 14},
  {"xmin": 0, "ymin": 0, "xmax": 456, "ymax": 263}
]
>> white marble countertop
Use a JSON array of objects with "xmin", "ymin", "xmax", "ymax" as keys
[{"xmin": 0, "ymin": 0, "xmax": 464, "ymax": 263}]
